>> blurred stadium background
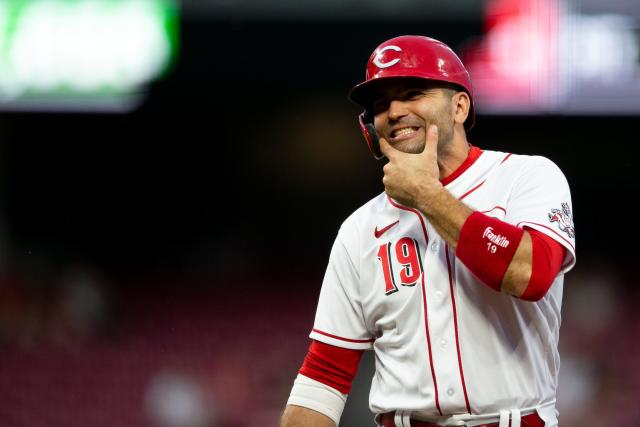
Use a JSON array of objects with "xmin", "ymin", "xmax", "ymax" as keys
[{"xmin": 0, "ymin": 0, "xmax": 639, "ymax": 426}]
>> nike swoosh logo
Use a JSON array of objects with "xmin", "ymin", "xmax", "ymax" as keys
[{"xmin": 374, "ymin": 220, "xmax": 399, "ymax": 238}]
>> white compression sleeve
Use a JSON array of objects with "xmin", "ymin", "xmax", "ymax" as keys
[{"xmin": 286, "ymin": 374, "xmax": 348, "ymax": 425}]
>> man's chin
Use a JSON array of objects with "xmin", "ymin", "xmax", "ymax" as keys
[{"xmin": 393, "ymin": 140, "xmax": 425, "ymax": 154}]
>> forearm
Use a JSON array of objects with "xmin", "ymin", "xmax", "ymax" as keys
[
  {"xmin": 415, "ymin": 184, "xmax": 472, "ymax": 250},
  {"xmin": 416, "ymin": 185, "xmax": 532, "ymax": 296},
  {"xmin": 280, "ymin": 405, "xmax": 336, "ymax": 427}
]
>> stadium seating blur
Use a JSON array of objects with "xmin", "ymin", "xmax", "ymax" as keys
[{"xmin": 1, "ymin": 1, "xmax": 639, "ymax": 426}]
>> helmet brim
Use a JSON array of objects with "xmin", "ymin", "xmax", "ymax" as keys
[
  {"xmin": 348, "ymin": 75, "xmax": 476, "ymax": 131},
  {"xmin": 348, "ymin": 75, "xmax": 430, "ymax": 107}
]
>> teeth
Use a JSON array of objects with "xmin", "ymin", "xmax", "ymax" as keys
[{"xmin": 394, "ymin": 127, "xmax": 416, "ymax": 138}]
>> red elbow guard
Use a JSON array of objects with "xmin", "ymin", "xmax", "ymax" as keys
[
  {"xmin": 520, "ymin": 228, "xmax": 566, "ymax": 301},
  {"xmin": 456, "ymin": 212, "xmax": 524, "ymax": 292}
]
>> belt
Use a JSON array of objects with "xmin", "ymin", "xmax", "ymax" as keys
[{"xmin": 378, "ymin": 411, "xmax": 545, "ymax": 427}]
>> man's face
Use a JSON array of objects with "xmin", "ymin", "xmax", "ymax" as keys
[{"xmin": 371, "ymin": 78, "xmax": 456, "ymax": 154}]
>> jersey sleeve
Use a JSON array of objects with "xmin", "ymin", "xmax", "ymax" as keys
[
  {"xmin": 504, "ymin": 156, "xmax": 576, "ymax": 273},
  {"xmin": 309, "ymin": 222, "xmax": 375, "ymax": 350}
]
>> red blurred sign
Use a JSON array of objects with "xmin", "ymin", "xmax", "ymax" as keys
[{"xmin": 462, "ymin": 0, "xmax": 640, "ymax": 114}]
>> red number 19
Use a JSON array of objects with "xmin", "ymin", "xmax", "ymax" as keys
[
  {"xmin": 377, "ymin": 237, "xmax": 423, "ymax": 295},
  {"xmin": 396, "ymin": 237, "xmax": 422, "ymax": 286},
  {"xmin": 376, "ymin": 243, "xmax": 397, "ymax": 295}
]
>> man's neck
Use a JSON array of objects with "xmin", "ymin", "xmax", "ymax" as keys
[{"xmin": 437, "ymin": 136, "xmax": 471, "ymax": 180}]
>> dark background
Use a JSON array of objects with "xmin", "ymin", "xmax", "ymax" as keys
[
  {"xmin": 0, "ymin": 14, "xmax": 638, "ymax": 427},
  {"xmin": 3, "ymin": 19, "xmax": 632, "ymax": 274}
]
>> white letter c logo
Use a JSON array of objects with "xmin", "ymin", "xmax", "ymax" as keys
[{"xmin": 373, "ymin": 45, "xmax": 402, "ymax": 69}]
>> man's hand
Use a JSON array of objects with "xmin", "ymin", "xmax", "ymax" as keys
[
  {"xmin": 380, "ymin": 124, "xmax": 473, "ymax": 248},
  {"xmin": 379, "ymin": 125, "xmax": 443, "ymax": 209}
]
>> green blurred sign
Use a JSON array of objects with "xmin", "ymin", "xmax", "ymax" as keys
[{"xmin": 0, "ymin": 0, "xmax": 178, "ymax": 111}]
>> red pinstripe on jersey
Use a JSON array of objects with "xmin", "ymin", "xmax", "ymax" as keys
[
  {"xmin": 500, "ymin": 153, "xmax": 513, "ymax": 164},
  {"xmin": 386, "ymin": 197, "xmax": 442, "ymax": 416},
  {"xmin": 444, "ymin": 245, "xmax": 472, "ymax": 414},
  {"xmin": 458, "ymin": 152, "xmax": 513, "ymax": 201},
  {"xmin": 516, "ymin": 221, "xmax": 575, "ymax": 252},
  {"xmin": 311, "ymin": 328, "xmax": 375, "ymax": 343},
  {"xmin": 459, "ymin": 180, "xmax": 486, "ymax": 201},
  {"xmin": 480, "ymin": 206, "xmax": 507, "ymax": 215}
]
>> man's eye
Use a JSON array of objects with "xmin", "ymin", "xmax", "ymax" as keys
[
  {"xmin": 405, "ymin": 90, "xmax": 424, "ymax": 100},
  {"xmin": 373, "ymin": 100, "xmax": 390, "ymax": 113}
]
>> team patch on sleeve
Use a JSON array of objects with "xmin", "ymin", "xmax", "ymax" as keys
[{"xmin": 548, "ymin": 202, "xmax": 575, "ymax": 239}]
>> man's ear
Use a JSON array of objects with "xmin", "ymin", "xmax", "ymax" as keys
[{"xmin": 452, "ymin": 92, "xmax": 470, "ymax": 125}]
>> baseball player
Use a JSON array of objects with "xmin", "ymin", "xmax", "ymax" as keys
[{"xmin": 280, "ymin": 35, "xmax": 576, "ymax": 427}]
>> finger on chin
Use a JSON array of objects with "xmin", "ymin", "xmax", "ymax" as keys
[{"xmin": 424, "ymin": 125, "xmax": 439, "ymax": 154}]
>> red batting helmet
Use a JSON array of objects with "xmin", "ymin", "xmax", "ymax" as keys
[{"xmin": 349, "ymin": 35, "xmax": 475, "ymax": 159}]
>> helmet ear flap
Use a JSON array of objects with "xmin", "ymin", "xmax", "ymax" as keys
[{"xmin": 358, "ymin": 111, "xmax": 384, "ymax": 160}]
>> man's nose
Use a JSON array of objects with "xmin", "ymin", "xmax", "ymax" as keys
[{"xmin": 387, "ymin": 99, "xmax": 409, "ymax": 121}]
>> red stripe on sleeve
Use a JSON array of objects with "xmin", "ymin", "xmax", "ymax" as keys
[
  {"xmin": 520, "ymin": 228, "xmax": 566, "ymax": 301},
  {"xmin": 298, "ymin": 340, "xmax": 365, "ymax": 394}
]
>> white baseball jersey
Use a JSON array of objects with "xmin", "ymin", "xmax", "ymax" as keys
[{"xmin": 309, "ymin": 149, "xmax": 576, "ymax": 426}]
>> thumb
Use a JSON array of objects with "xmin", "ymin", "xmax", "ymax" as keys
[
  {"xmin": 379, "ymin": 137, "xmax": 397, "ymax": 160},
  {"xmin": 422, "ymin": 125, "xmax": 439, "ymax": 157}
]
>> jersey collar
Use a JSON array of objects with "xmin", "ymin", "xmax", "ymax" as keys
[{"xmin": 440, "ymin": 145, "xmax": 483, "ymax": 187}]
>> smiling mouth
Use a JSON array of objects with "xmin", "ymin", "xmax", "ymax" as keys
[{"xmin": 392, "ymin": 127, "xmax": 419, "ymax": 138}]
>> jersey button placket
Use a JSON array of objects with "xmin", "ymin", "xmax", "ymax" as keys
[{"xmin": 421, "ymin": 225, "xmax": 466, "ymax": 414}]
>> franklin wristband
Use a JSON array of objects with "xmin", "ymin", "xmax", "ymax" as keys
[{"xmin": 456, "ymin": 212, "xmax": 524, "ymax": 292}]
